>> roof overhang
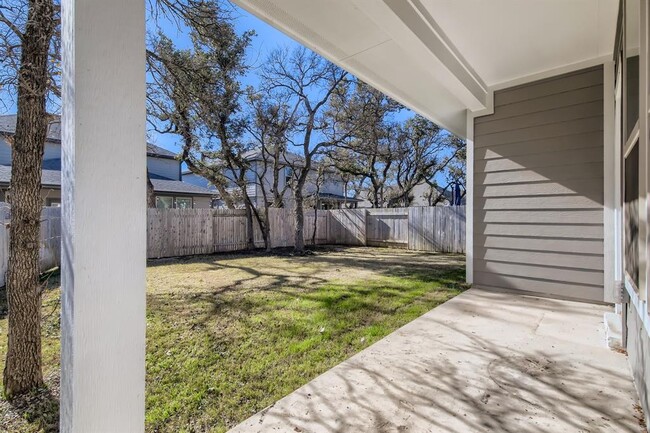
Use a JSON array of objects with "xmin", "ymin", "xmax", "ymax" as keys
[{"xmin": 232, "ymin": 0, "xmax": 619, "ymax": 138}]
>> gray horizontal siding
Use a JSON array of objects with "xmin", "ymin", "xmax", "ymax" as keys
[
  {"xmin": 0, "ymin": 139, "xmax": 61, "ymax": 166},
  {"xmin": 473, "ymin": 65, "xmax": 604, "ymax": 302},
  {"xmin": 147, "ymin": 156, "xmax": 180, "ymax": 181},
  {"xmin": 475, "ymin": 235, "xmax": 603, "ymax": 254},
  {"xmin": 475, "ymin": 131, "xmax": 603, "ymax": 160}
]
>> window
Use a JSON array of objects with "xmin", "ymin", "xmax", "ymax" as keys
[
  {"xmin": 175, "ymin": 197, "xmax": 192, "ymax": 209},
  {"xmin": 156, "ymin": 196, "xmax": 173, "ymax": 209},
  {"xmin": 285, "ymin": 167, "xmax": 293, "ymax": 184},
  {"xmin": 45, "ymin": 198, "xmax": 60, "ymax": 207}
]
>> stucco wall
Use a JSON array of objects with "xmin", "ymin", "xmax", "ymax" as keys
[{"xmin": 473, "ymin": 66, "xmax": 604, "ymax": 302}]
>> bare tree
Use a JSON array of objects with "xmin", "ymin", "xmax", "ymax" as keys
[
  {"xmin": 246, "ymin": 92, "xmax": 297, "ymax": 251},
  {"xmin": 302, "ymin": 161, "xmax": 327, "ymax": 246},
  {"xmin": 388, "ymin": 116, "xmax": 465, "ymax": 207},
  {"xmin": 0, "ymin": 0, "xmax": 56, "ymax": 398},
  {"xmin": 148, "ymin": 34, "xmax": 238, "ymax": 209},
  {"xmin": 0, "ymin": 0, "xmax": 245, "ymax": 398},
  {"xmin": 327, "ymin": 80, "xmax": 401, "ymax": 208},
  {"xmin": 426, "ymin": 140, "xmax": 466, "ymax": 206},
  {"xmin": 261, "ymin": 47, "xmax": 347, "ymax": 253}
]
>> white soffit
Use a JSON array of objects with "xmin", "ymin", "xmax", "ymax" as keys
[
  {"xmin": 231, "ymin": 0, "xmax": 475, "ymax": 137},
  {"xmin": 232, "ymin": 0, "xmax": 619, "ymax": 137},
  {"xmin": 420, "ymin": 0, "xmax": 619, "ymax": 87}
]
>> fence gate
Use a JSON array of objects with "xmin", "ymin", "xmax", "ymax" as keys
[{"xmin": 365, "ymin": 208, "xmax": 409, "ymax": 248}]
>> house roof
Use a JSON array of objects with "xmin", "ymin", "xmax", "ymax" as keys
[
  {"xmin": 0, "ymin": 165, "xmax": 214, "ymax": 196},
  {"xmin": 0, "ymin": 165, "xmax": 61, "ymax": 188},
  {"xmin": 0, "ymin": 114, "xmax": 61, "ymax": 143},
  {"xmin": 146, "ymin": 143, "xmax": 176, "ymax": 159},
  {"xmin": 313, "ymin": 192, "xmax": 360, "ymax": 202},
  {"xmin": 150, "ymin": 178, "xmax": 214, "ymax": 196},
  {"xmin": 0, "ymin": 115, "xmax": 178, "ymax": 159}
]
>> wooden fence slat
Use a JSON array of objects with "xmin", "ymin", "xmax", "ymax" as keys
[{"xmin": 0, "ymin": 205, "xmax": 465, "ymax": 280}]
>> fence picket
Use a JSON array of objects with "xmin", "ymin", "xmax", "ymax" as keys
[{"xmin": 0, "ymin": 205, "xmax": 465, "ymax": 283}]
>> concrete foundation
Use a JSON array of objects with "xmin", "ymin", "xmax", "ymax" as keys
[{"xmin": 627, "ymin": 300, "xmax": 650, "ymax": 430}]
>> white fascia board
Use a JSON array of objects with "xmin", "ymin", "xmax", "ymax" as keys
[
  {"xmin": 231, "ymin": 0, "xmax": 473, "ymax": 138},
  {"xmin": 353, "ymin": 0, "xmax": 488, "ymax": 112}
]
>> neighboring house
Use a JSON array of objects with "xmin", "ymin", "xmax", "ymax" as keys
[
  {"xmin": 407, "ymin": 182, "xmax": 466, "ymax": 207},
  {"xmin": 356, "ymin": 182, "xmax": 465, "ymax": 208},
  {"xmin": 0, "ymin": 115, "xmax": 214, "ymax": 208},
  {"xmin": 182, "ymin": 148, "xmax": 359, "ymax": 209}
]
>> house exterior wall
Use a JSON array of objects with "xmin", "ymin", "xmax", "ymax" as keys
[
  {"xmin": 0, "ymin": 138, "xmax": 61, "ymax": 165},
  {"xmin": 147, "ymin": 156, "xmax": 179, "ymax": 180},
  {"xmin": 192, "ymin": 196, "xmax": 212, "ymax": 209},
  {"xmin": 202, "ymin": 160, "xmax": 347, "ymax": 209},
  {"xmin": 473, "ymin": 66, "xmax": 605, "ymax": 302},
  {"xmin": 41, "ymin": 188, "xmax": 61, "ymax": 205},
  {"xmin": 0, "ymin": 138, "xmax": 10, "ymax": 165}
]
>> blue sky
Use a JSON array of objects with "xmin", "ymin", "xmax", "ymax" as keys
[
  {"xmin": 149, "ymin": 3, "xmax": 418, "ymax": 155},
  {"xmin": 148, "ymin": 3, "xmax": 305, "ymax": 154},
  {"xmin": 0, "ymin": 2, "xmax": 439, "ymax": 174}
]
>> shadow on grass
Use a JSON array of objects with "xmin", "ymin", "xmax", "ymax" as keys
[
  {"xmin": 144, "ymin": 249, "xmax": 466, "ymax": 431},
  {"xmin": 0, "ymin": 376, "xmax": 59, "ymax": 433},
  {"xmin": 0, "ymin": 270, "xmax": 60, "ymax": 321}
]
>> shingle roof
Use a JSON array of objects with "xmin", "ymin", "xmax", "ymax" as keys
[
  {"xmin": 0, "ymin": 115, "xmax": 178, "ymax": 159},
  {"xmin": 150, "ymin": 179, "xmax": 214, "ymax": 196},
  {"xmin": 314, "ymin": 192, "xmax": 360, "ymax": 201},
  {"xmin": 0, "ymin": 165, "xmax": 61, "ymax": 187},
  {"xmin": 0, "ymin": 164, "xmax": 213, "ymax": 196},
  {"xmin": 0, "ymin": 115, "xmax": 61, "ymax": 142},
  {"xmin": 146, "ymin": 143, "xmax": 176, "ymax": 158}
]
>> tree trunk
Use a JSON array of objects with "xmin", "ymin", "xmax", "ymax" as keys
[
  {"xmin": 293, "ymin": 189, "xmax": 305, "ymax": 253},
  {"xmin": 4, "ymin": 0, "xmax": 55, "ymax": 399},
  {"xmin": 147, "ymin": 173, "xmax": 156, "ymax": 208},
  {"xmin": 311, "ymin": 206, "xmax": 318, "ymax": 246},
  {"xmin": 244, "ymin": 202, "xmax": 255, "ymax": 250},
  {"xmin": 262, "ymin": 207, "xmax": 271, "ymax": 252}
]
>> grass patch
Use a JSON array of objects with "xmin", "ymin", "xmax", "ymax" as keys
[{"xmin": 0, "ymin": 247, "xmax": 466, "ymax": 432}]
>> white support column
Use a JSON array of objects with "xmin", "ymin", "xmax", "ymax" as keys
[
  {"xmin": 465, "ymin": 110, "xmax": 474, "ymax": 285},
  {"xmin": 603, "ymin": 60, "xmax": 618, "ymax": 304},
  {"xmin": 61, "ymin": 0, "xmax": 146, "ymax": 431}
]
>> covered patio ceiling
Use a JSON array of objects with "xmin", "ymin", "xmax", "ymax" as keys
[{"xmin": 231, "ymin": 0, "xmax": 619, "ymax": 137}]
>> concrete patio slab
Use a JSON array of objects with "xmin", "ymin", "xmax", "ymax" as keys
[{"xmin": 229, "ymin": 288, "xmax": 644, "ymax": 433}]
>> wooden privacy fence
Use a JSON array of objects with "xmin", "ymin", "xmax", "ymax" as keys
[
  {"xmin": 0, "ymin": 205, "xmax": 62, "ymax": 287},
  {"xmin": 0, "ymin": 205, "xmax": 465, "ymax": 283},
  {"xmin": 408, "ymin": 206, "xmax": 466, "ymax": 253},
  {"xmin": 147, "ymin": 206, "xmax": 465, "ymax": 258},
  {"xmin": 146, "ymin": 207, "xmax": 329, "ymax": 258}
]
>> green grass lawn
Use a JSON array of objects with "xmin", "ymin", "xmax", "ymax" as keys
[{"xmin": 0, "ymin": 246, "xmax": 466, "ymax": 433}]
